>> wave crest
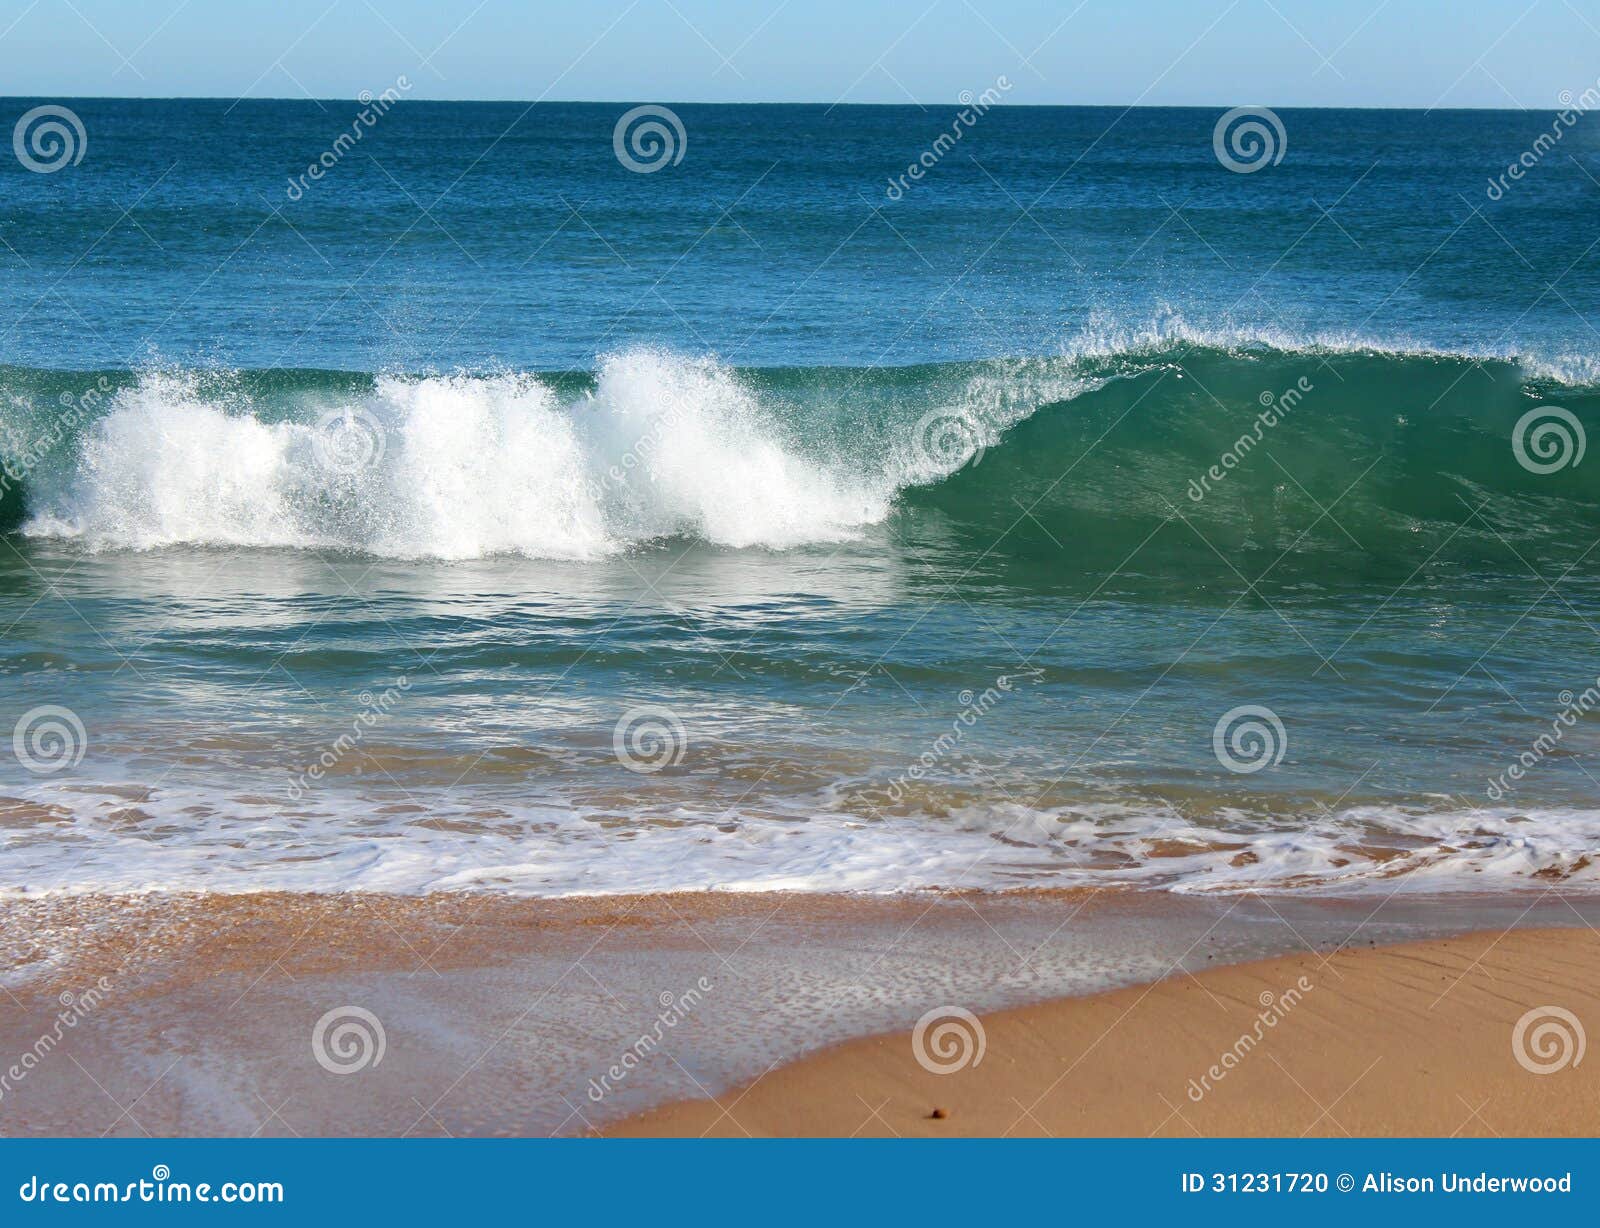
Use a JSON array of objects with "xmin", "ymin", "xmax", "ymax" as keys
[
  {"xmin": 6, "ymin": 322, "xmax": 1599, "ymax": 561},
  {"xmin": 20, "ymin": 351, "xmax": 891, "ymax": 558}
]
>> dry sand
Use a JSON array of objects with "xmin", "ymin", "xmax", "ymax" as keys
[{"xmin": 610, "ymin": 926, "xmax": 1600, "ymax": 1137}]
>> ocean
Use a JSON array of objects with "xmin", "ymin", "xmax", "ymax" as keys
[{"xmin": 1, "ymin": 99, "xmax": 1597, "ymax": 897}]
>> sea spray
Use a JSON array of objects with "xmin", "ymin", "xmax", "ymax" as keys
[{"xmin": 6, "ymin": 332, "xmax": 1598, "ymax": 574}]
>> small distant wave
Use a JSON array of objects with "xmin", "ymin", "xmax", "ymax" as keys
[{"xmin": 1046, "ymin": 314, "xmax": 1600, "ymax": 388}]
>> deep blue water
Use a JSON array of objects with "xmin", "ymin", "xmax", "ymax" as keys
[{"xmin": 2, "ymin": 100, "xmax": 1598, "ymax": 369}]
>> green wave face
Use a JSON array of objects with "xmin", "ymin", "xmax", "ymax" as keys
[{"xmin": 899, "ymin": 347, "xmax": 1600, "ymax": 586}]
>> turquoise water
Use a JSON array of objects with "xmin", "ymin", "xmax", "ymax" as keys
[{"xmin": 1, "ymin": 100, "xmax": 1597, "ymax": 894}]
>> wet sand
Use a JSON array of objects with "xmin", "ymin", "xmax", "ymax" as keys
[{"xmin": 2, "ymin": 889, "xmax": 1597, "ymax": 1136}]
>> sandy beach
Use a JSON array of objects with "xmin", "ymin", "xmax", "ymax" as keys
[
  {"xmin": 612, "ymin": 923, "xmax": 1600, "ymax": 1137},
  {"xmin": 2, "ymin": 889, "xmax": 1597, "ymax": 1137}
]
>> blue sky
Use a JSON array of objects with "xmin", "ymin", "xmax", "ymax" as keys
[{"xmin": 0, "ymin": 0, "xmax": 1595, "ymax": 107}]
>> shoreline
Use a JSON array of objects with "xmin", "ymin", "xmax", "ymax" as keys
[
  {"xmin": 604, "ymin": 927, "xmax": 1593, "ymax": 1138},
  {"xmin": 3, "ymin": 888, "xmax": 1598, "ymax": 1136},
  {"xmin": 609, "ymin": 923, "xmax": 1600, "ymax": 1137}
]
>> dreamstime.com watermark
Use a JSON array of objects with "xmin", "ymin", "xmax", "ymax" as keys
[
  {"xmin": 586, "ymin": 977, "xmax": 714, "ymax": 1102},
  {"xmin": 11, "ymin": 704, "xmax": 88, "ymax": 775},
  {"xmin": 613, "ymin": 105, "xmax": 687, "ymax": 173},
  {"xmin": 286, "ymin": 77, "xmax": 412, "ymax": 201},
  {"xmin": 1212, "ymin": 106, "xmax": 1286, "ymax": 173},
  {"xmin": 912, "ymin": 1005, "xmax": 986, "ymax": 1074},
  {"xmin": 1511, "ymin": 1005, "xmax": 1585, "ymax": 1074},
  {"xmin": 12, "ymin": 104, "xmax": 86, "ymax": 173},
  {"xmin": 878, "ymin": 674, "xmax": 1022, "ymax": 805},
  {"xmin": 1512, "ymin": 405, "xmax": 1585, "ymax": 475},
  {"xmin": 1485, "ymin": 675, "xmax": 1600, "ymax": 800},
  {"xmin": 312, "ymin": 406, "xmax": 387, "ymax": 475},
  {"xmin": 285, "ymin": 677, "xmax": 411, "ymax": 800},
  {"xmin": 910, "ymin": 405, "xmax": 989, "ymax": 475},
  {"xmin": 884, "ymin": 77, "xmax": 1012, "ymax": 199},
  {"xmin": 311, "ymin": 1005, "xmax": 386, "ymax": 1074},
  {"xmin": 1212, "ymin": 704, "xmax": 1287, "ymax": 775},
  {"xmin": 1186, "ymin": 377, "xmax": 1313, "ymax": 503},
  {"xmin": 613, "ymin": 705, "xmax": 688, "ymax": 773},
  {"xmin": 1185, "ymin": 976, "xmax": 1314, "ymax": 1102},
  {"xmin": 1, "ymin": 378, "xmax": 115, "ymax": 503},
  {"xmin": 582, "ymin": 391, "xmax": 694, "ymax": 505},
  {"xmin": 1486, "ymin": 77, "xmax": 1600, "ymax": 200},
  {"xmin": 0, "ymin": 976, "xmax": 114, "ymax": 1104},
  {"xmin": 17, "ymin": 1166, "xmax": 283, "ymax": 1205}
]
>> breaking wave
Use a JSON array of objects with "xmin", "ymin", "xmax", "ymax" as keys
[{"xmin": 3, "ymin": 322, "xmax": 1597, "ymax": 564}]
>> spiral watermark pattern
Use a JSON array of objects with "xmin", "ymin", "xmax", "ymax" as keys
[
  {"xmin": 911, "ymin": 1005, "xmax": 986, "ymax": 1074},
  {"xmin": 1512, "ymin": 405, "xmax": 1585, "ymax": 474},
  {"xmin": 912, "ymin": 408, "xmax": 986, "ymax": 473},
  {"xmin": 1212, "ymin": 106, "xmax": 1286, "ymax": 173},
  {"xmin": 1512, "ymin": 1005, "xmax": 1585, "ymax": 1074},
  {"xmin": 311, "ymin": 1005, "xmax": 386, "ymax": 1074},
  {"xmin": 1212, "ymin": 704, "xmax": 1287, "ymax": 775},
  {"xmin": 612, "ymin": 105, "xmax": 686, "ymax": 174},
  {"xmin": 12, "ymin": 105, "xmax": 86, "ymax": 173},
  {"xmin": 12, "ymin": 705, "xmax": 87, "ymax": 775},
  {"xmin": 313, "ymin": 407, "xmax": 387, "ymax": 475},
  {"xmin": 613, "ymin": 705, "xmax": 688, "ymax": 773}
]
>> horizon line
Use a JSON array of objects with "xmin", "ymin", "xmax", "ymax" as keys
[{"xmin": 0, "ymin": 95, "xmax": 1561, "ymax": 112}]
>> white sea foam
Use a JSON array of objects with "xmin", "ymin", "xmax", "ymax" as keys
[
  {"xmin": 1053, "ymin": 310, "xmax": 1600, "ymax": 386},
  {"xmin": 2, "ymin": 774, "xmax": 1597, "ymax": 898},
  {"xmin": 22, "ymin": 351, "xmax": 897, "ymax": 558}
]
